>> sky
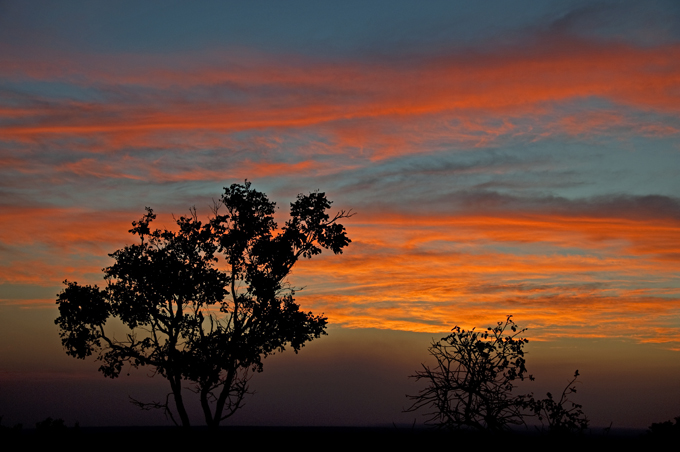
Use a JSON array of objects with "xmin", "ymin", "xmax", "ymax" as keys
[{"xmin": 1, "ymin": 0, "xmax": 679, "ymax": 429}]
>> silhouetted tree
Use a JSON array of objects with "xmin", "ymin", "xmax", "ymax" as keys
[
  {"xmin": 55, "ymin": 181, "xmax": 352, "ymax": 428},
  {"xmin": 406, "ymin": 316, "xmax": 534, "ymax": 432},
  {"xmin": 529, "ymin": 370, "xmax": 588, "ymax": 435},
  {"xmin": 406, "ymin": 316, "xmax": 588, "ymax": 434}
]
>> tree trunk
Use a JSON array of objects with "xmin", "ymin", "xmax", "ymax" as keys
[
  {"xmin": 203, "ymin": 368, "xmax": 237, "ymax": 430},
  {"xmin": 200, "ymin": 386, "xmax": 215, "ymax": 428},
  {"xmin": 170, "ymin": 376, "xmax": 192, "ymax": 428}
]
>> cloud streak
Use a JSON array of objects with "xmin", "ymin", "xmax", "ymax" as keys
[{"xmin": 2, "ymin": 38, "xmax": 679, "ymax": 160}]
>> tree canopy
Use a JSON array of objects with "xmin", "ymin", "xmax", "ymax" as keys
[{"xmin": 55, "ymin": 181, "xmax": 352, "ymax": 428}]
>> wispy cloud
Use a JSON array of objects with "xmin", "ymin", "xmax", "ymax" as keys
[{"xmin": 2, "ymin": 38, "xmax": 679, "ymax": 159}]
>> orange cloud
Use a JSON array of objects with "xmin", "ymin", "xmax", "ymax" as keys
[
  {"xmin": 0, "ymin": 206, "xmax": 132, "ymax": 251},
  {"xmin": 281, "ymin": 209, "xmax": 680, "ymax": 345},
  {"xmin": 0, "ymin": 257, "xmax": 103, "ymax": 286},
  {"xmin": 1, "ymin": 39, "xmax": 678, "ymax": 158},
  {"xmin": 53, "ymin": 156, "xmax": 330, "ymax": 183}
]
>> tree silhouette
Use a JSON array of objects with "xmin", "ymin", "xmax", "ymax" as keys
[
  {"xmin": 406, "ymin": 316, "xmax": 534, "ymax": 432},
  {"xmin": 529, "ymin": 370, "xmax": 588, "ymax": 435},
  {"xmin": 55, "ymin": 181, "xmax": 352, "ymax": 428},
  {"xmin": 406, "ymin": 316, "xmax": 588, "ymax": 434}
]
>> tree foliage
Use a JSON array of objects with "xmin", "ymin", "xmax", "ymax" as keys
[
  {"xmin": 55, "ymin": 181, "xmax": 352, "ymax": 428},
  {"xmin": 407, "ymin": 316, "xmax": 588, "ymax": 434}
]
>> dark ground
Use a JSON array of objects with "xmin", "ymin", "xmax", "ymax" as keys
[{"xmin": 0, "ymin": 425, "xmax": 671, "ymax": 450}]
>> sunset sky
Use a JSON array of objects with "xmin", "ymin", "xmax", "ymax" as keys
[{"xmin": 1, "ymin": 0, "xmax": 679, "ymax": 430}]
